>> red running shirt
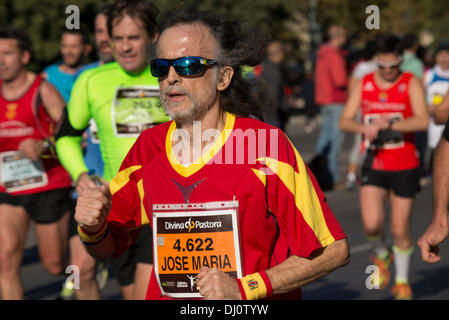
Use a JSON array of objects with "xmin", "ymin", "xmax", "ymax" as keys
[
  {"xmin": 360, "ymin": 72, "xmax": 419, "ymax": 171},
  {"xmin": 0, "ymin": 75, "xmax": 72, "ymax": 195},
  {"xmin": 107, "ymin": 113, "xmax": 346, "ymax": 300}
]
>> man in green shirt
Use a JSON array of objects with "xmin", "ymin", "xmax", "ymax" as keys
[
  {"xmin": 55, "ymin": 0, "xmax": 169, "ymax": 299},
  {"xmin": 400, "ymin": 34, "xmax": 423, "ymax": 79}
]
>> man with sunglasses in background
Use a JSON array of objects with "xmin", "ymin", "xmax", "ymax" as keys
[
  {"xmin": 340, "ymin": 34, "xmax": 429, "ymax": 300},
  {"xmin": 55, "ymin": 0, "xmax": 170, "ymax": 299},
  {"xmin": 73, "ymin": 8, "xmax": 349, "ymax": 300}
]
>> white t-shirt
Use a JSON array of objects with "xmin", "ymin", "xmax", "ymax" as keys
[
  {"xmin": 424, "ymin": 65, "xmax": 449, "ymax": 148},
  {"xmin": 352, "ymin": 60, "xmax": 378, "ymax": 79}
]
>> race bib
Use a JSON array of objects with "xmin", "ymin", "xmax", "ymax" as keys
[
  {"xmin": 364, "ymin": 113, "xmax": 404, "ymax": 150},
  {"xmin": 153, "ymin": 201, "xmax": 242, "ymax": 299},
  {"xmin": 112, "ymin": 86, "xmax": 168, "ymax": 138},
  {"xmin": 0, "ymin": 151, "xmax": 48, "ymax": 192}
]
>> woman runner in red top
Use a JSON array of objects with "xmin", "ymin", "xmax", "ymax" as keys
[
  {"xmin": 340, "ymin": 34, "xmax": 429, "ymax": 300},
  {"xmin": 360, "ymin": 71, "xmax": 419, "ymax": 171}
]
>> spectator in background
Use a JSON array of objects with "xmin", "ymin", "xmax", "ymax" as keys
[
  {"xmin": 417, "ymin": 45, "xmax": 434, "ymax": 74},
  {"xmin": 345, "ymin": 40, "xmax": 378, "ymax": 190},
  {"xmin": 256, "ymin": 40, "xmax": 288, "ymax": 130},
  {"xmin": 400, "ymin": 34, "xmax": 424, "ymax": 79},
  {"xmin": 302, "ymin": 71, "xmax": 319, "ymax": 134},
  {"xmin": 424, "ymin": 41, "xmax": 449, "ymax": 177},
  {"xmin": 42, "ymin": 29, "xmax": 92, "ymax": 102},
  {"xmin": 314, "ymin": 25, "xmax": 349, "ymax": 187}
]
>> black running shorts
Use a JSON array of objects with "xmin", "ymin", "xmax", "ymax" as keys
[
  {"xmin": 361, "ymin": 167, "xmax": 421, "ymax": 198},
  {"xmin": 113, "ymin": 225, "xmax": 154, "ymax": 286},
  {"xmin": 0, "ymin": 187, "xmax": 75, "ymax": 224}
]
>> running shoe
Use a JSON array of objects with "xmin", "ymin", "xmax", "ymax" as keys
[
  {"xmin": 57, "ymin": 280, "xmax": 75, "ymax": 300},
  {"xmin": 345, "ymin": 178, "xmax": 357, "ymax": 191},
  {"xmin": 96, "ymin": 262, "xmax": 109, "ymax": 290},
  {"xmin": 392, "ymin": 282, "xmax": 413, "ymax": 300},
  {"xmin": 370, "ymin": 250, "xmax": 394, "ymax": 289}
]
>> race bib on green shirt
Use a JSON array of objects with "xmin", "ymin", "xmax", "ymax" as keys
[{"xmin": 112, "ymin": 86, "xmax": 169, "ymax": 138}]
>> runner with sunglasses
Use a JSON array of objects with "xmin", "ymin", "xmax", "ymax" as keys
[
  {"xmin": 340, "ymin": 34, "xmax": 429, "ymax": 299},
  {"xmin": 55, "ymin": 0, "xmax": 170, "ymax": 300},
  {"xmin": 74, "ymin": 8, "xmax": 349, "ymax": 300}
]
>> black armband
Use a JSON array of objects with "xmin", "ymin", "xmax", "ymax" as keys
[{"xmin": 54, "ymin": 108, "xmax": 87, "ymax": 141}]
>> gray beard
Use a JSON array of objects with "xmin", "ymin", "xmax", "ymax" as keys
[{"xmin": 160, "ymin": 86, "xmax": 217, "ymax": 126}]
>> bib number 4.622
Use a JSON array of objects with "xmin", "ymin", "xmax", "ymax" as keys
[{"xmin": 173, "ymin": 238, "xmax": 214, "ymax": 252}]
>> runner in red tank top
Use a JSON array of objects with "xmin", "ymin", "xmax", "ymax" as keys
[
  {"xmin": 360, "ymin": 72, "xmax": 420, "ymax": 171},
  {"xmin": 0, "ymin": 74, "xmax": 72, "ymax": 194},
  {"xmin": 340, "ymin": 34, "xmax": 429, "ymax": 300},
  {"xmin": 0, "ymin": 28, "xmax": 73, "ymax": 299}
]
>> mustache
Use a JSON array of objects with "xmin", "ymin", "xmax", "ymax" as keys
[{"xmin": 161, "ymin": 85, "xmax": 192, "ymax": 100}]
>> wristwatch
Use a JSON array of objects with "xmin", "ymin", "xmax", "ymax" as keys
[
  {"xmin": 42, "ymin": 139, "xmax": 51, "ymax": 149},
  {"xmin": 388, "ymin": 119, "xmax": 395, "ymax": 130}
]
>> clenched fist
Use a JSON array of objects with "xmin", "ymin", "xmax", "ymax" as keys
[{"xmin": 75, "ymin": 183, "xmax": 112, "ymax": 234}]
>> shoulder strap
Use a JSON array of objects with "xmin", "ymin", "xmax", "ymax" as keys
[{"xmin": 33, "ymin": 76, "xmax": 54, "ymax": 138}]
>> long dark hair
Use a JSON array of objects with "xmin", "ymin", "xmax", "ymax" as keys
[{"xmin": 159, "ymin": 8, "xmax": 271, "ymax": 120}]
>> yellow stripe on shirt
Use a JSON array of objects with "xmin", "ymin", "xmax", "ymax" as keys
[
  {"xmin": 137, "ymin": 179, "xmax": 149, "ymax": 225},
  {"xmin": 258, "ymin": 146, "xmax": 335, "ymax": 247},
  {"xmin": 110, "ymin": 165, "xmax": 142, "ymax": 195},
  {"xmin": 251, "ymin": 168, "xmax": 267, "ymax": 187}
]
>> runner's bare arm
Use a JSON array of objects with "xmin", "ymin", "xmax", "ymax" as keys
[
  {"xmin": 339, "ymin": 79, "xmax": 364, "ymax": 134},
  {"xmin": 431, "ymin": 137, "xmax": 449, "ymax": 224},
  {"xmin": 418, "ymin": 137, "xmax": 449, "ymax": 263},
  {"xmin": 266, "ymin": 238, "xmax": 349, "ymax": 295},
  {"xmin": 390, "ymin": 76, "xmax": 429, "ymax": 132},
  {"xmin": 83, "ymin": 231, "xmax": 117, "ymax": 261},
  {"xmin": 348, "ymin": 75, "xmax": 360, "ymax": 95},
  {"xmin": 39, "ymin": 80, "xmax": 66, "ymax": 123},
  {"xmin": 197, "ymin": 239, "xmax": 349, "ymax": 299},
  {"xmin": 18, "ymin": 81, "xmax": 66, "ymax": 160},
  {"xmin": 434, "ymin": 91, "xmax": 449, "ymax": 125}
]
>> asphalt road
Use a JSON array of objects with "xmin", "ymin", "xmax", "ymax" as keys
[{"xmin": 21, "ymin": 114, "xmax": 449, "ymax": 300}]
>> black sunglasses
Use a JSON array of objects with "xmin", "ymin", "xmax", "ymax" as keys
[{"xmin": 150, "ymin": 56, "xmax": 218, "ymax": 77}]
